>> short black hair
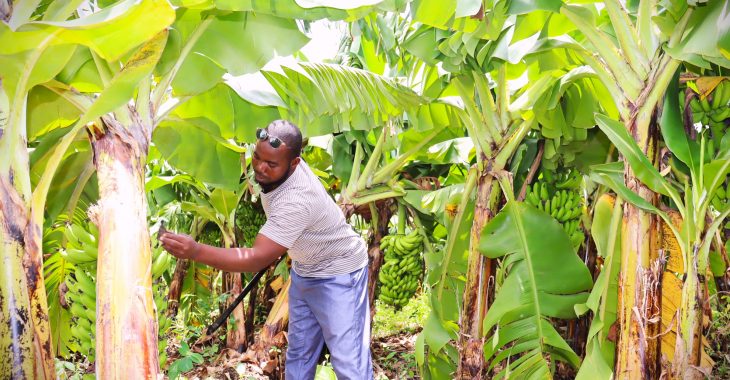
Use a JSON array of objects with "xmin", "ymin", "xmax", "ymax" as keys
[{"xmin": 266, "ymin": 119, "xmax": 302, "ymax": 159}]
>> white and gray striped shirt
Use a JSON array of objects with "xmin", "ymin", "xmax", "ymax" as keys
[{"xmin": 259, "ymin": 160, "xmax": 368, "ymax": 277}]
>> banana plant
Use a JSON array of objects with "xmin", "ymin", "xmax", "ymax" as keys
[
  {"xmin": 590, "ymin": 71, "xmax": 730, "ymax": 377},
  {"xmin": 554, "ymin": 1, "xmax": 730, "ymax": 375},
  {"xmin": 177, "ymin": 181, "xmax": 251, "ymax": 351},
  {"xmin": 427, "ymin": 50, "xmax": 605, "ymax": 380},
  {"xmin": 0, "ymin": 1, "xmax": 176, "ymax": 376},
  {"xmin": 262, "ymin": 61, "xmax": 467, "ymax": 322},
  {"xmin": 42, "ymin": 205, "xmax": 174, "ymax": 364},
  {"xmin": 260, "ymin": 62, "xmax": 456, "ymax": 209},
  {"xmin": 13, "ymin": 0, "xmax": 388, "ymax": 374},
  {"xmin": 352, "ymin": 4, "xmax": 612, "ymax": 374}
]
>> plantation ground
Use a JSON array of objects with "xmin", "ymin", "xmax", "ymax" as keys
[{"xmin": 177, "ymin": 294, "xmax": 430, "ymax": 380}]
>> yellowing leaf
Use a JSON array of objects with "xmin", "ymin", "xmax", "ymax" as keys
[
  {"xmin": 696, "ymin": 76, "xmax": 727, "ymax": 100},
  {"xmin": 81, "ymin": 30, "xmax": 167, "ymax": 125}
]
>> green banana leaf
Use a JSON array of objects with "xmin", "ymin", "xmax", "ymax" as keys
[
  {"xmin": 26, "ymin": 86, "xmax": 81, "ymax": 141},
  {"xmin": 152, "ymin": 117, "xmax": 242, "ymax": 190},
  {"xmin": 574, "ymin": 194, "xmax": 622, "ymax": 380},
  {"xmin": 659, "ymin": 72, "xmax": 700, "ymax": 174},
  {"xmin": 262, "ymin": 62, "xmax": 427, "ymax": 137},
  {"xmin": 479, "ymin": 201, "xmax": 593, "ymax": 378},
  {"xmin": 663, "ymin": 0, "xmax": 730, "ymax": 69},
  {"xmin": 198, "ymin": 0, "xmax": 396, "ymax": 21},
  {"xmin": 0, "ymin": 0, "xmax": 175, "ymax": 61}
]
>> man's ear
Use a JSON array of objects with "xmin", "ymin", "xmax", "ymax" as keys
[{"xmin": 290, "ymin": 156, "xmax": 301, "ymax": 169}]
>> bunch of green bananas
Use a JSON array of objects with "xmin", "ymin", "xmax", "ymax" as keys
[
  {"xmin": 378, "ymin": 230, "xmax": 423, "ymax": 307},
  {"xmin": 65, "ymin": 267, "xmax": 97, "ymax": 360},
  {"xmin": 525, "ymin": 181, "xmax": 584, "ymax": 248},
  {"xmin": 151, "ymin": 246, "xmax": 172, "ymax": 279},
  {"xmin": 154, "ymin": 282, "xmax": 172, "ymax": 365},
  {"xmin": 198, "ymin": 224, "xmax": 223, "ymax": 246},
  {"xmin": 61, "ymin": 222, "xmax": 99, "ymax": 264},
  {"xmin": 235, "ymin": 201, "xmax": 266, "ymax": 247},
  {"xmin": 690, "ymin": 81, "xmax": 729, "ymax": 146}
]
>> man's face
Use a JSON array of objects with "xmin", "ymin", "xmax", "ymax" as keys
[{"xmin": 252, "ymin": 140, "xmax": 292, "ymax": 185}]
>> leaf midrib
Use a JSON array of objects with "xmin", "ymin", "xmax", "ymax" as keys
[{"xmin": 509, "ymin": 203, "xmax": 545, "ymax": 354}]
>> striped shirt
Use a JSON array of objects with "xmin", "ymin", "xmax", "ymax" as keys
[{"xmin": 259, "ymin": 160, "xmax": 368, "ymax": 277}]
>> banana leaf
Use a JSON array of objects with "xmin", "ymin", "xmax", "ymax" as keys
[{"xmin": 479, "ymin": 201, "xmax": 593, "ymax": 378}]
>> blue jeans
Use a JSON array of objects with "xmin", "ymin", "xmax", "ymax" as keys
[{"xmin": 285, "ymin": 265, "xmax": 372, "ymax": 380}]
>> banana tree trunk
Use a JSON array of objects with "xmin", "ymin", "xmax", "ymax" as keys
[
  {"xmin": 222, "ymin": 233, "xmax": 247, "ymax": 352},
  {"xmin": 0, "ymin": 79, "xmax": 54, "ymax": 379},
  {"xmin": 167, "ymin": 258, "xmax": 190, "ymax": 318},
  {"xmin": 168, "ymin": 218, "xmax": 205, "ymax": 318},
  {"xmin": 245, "ymin": 274, "xmax": 259, "ymax": 345},
  {"xmin": 457, "ymin": 174, "xmax": 500, "ymax": 379},
  {"xmin": 673, "ymin": 245, "xmax": 705, "ymax": 379},
  {"xmin": 0, "ymin": 179, "xmax": 45, "ymax": 379},
  {"xmin": 91, "ymin": 113, "xmax": 159, "ymax": 378},
  {"xmin": 246, "ymin": 278, "xmax": 290, "ymax": 378},
  {"xmin": 367, "ymin": 201, "xmax": 393, "ymax": 319},
  {"xmin": 616, "ymin": 121, "xmax": 662, "ymax": 379},
  {"xmin": 246, "ymin": 258, "xmax": 285, "ymax": 346},
  {"xmin": 260, "ymin": 261, "xmax": 283, "ymax": 316}
]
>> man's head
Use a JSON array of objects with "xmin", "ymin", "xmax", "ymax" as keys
[{"xmin": 252, "ymin": 120, "xmax": 303, "ymax": 191}]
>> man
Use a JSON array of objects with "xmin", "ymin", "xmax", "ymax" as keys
[{"xmin": 159, "ymin": 120, "xmax": 372, "ymax": 380}]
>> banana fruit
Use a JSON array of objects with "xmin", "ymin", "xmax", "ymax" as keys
[
  {"xmin": 691, "ymin": 80, "xmax": 729, "ymax": 153},
  {"xmin": 235, "ymin": 201, "xmax": 267, "ymax": 247},
  {"xmin": 378, "ymin": 230, "xmax": 424, "ymax": 307},
  {"xmin": 65, "ymin": 267, "xmax": 97, "ymax": 361},
  {"xmin": 61, "ymin": 222, "xmax": 99, "ymax": 264},
  {"xmin": 526, "ymin": 176, "xmax": 585, "ymax": 249}
]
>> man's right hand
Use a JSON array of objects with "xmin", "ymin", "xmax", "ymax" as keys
[{"xmin": 159, "ymin": 232, "xmax": 201, "ymax": 260}]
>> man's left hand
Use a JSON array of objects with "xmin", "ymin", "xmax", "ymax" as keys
[{"xmin": 159, "ymin": 232, "xmax": 201, "ymax": 260}]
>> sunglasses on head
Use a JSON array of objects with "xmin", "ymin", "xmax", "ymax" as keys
[{"xmin": 256, "ymin": 128, "xmax": 283, "ymax": 148}]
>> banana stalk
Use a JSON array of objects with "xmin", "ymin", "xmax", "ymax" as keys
[
  {"xmin": 222, "ymin": 229, "xmax": 247, "ymax": 352},
  {"xmin": 371, "ymin": 126, "xmax": 443, "ymax": 184},
  {"xmin": 350, "ymin": 183, "xmax": 407, "ymax": 206},
  {"xmin": 247, "ymin": 278, "xmax": 291, "ymax": 378},
  {"xmin": 356, "ymin": 125, "xmax": 388, "ymax": 190},
  {"xmin": 93, "ymin": 115, "xmax": 159, "ymax": 379}
]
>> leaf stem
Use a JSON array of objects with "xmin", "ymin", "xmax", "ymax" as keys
[
  {"xmin": 637, "ymin": 0, "xmax": 658, "ymax": 57},
  {"xmin": 397, "ymin": 201, "xmax": 406, "ymax": 235},
  {"xmin": 91, "ymin": 50, "xmax": 113, "ymax": 88},
  {"xmin": 454, "ymin": 76, "xmax": 496, "ymax": 149},
  {"xmin": 2, "ymin": 31, "xmax": 59, "ymax": 197},
  {"xmin": 496, "ymin": 65, "xmax": 509, "ymax": 132},
  {"xmin": 668, "ymin": 8, "xmax": 693, "ymax": 49},
  {"xmin": 561, "ymin": 5, "xmax": 642, "ymax": 100},
  {"xmin": 357, "ymin": 126, "xmax": 387, "ymax": 189},
  {"xmin": 371, "ymin": 126, "xmax": 443, "ymax": 184},
  {"xmin": 136, "ymin": 76, "xmax": 152, "ymax": 125},
  {"xmin": 472, "ymin": 72, "xmax": 503, "ymax": 144},
  {"xmin": 347, "ymin": 142, "xmax": 364, "ymax": 194},
  {"xmin": 436, "ymin": 167, "xmax": 478, "ymax": 302},
  {"xmin": 604, "ymin": 0, "xmax": 649, "ymax": 77}
]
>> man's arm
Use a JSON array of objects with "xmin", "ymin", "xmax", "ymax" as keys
[{"xmin": 159, "ymin": 232, "xmax": 287, "ymax": 272}]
